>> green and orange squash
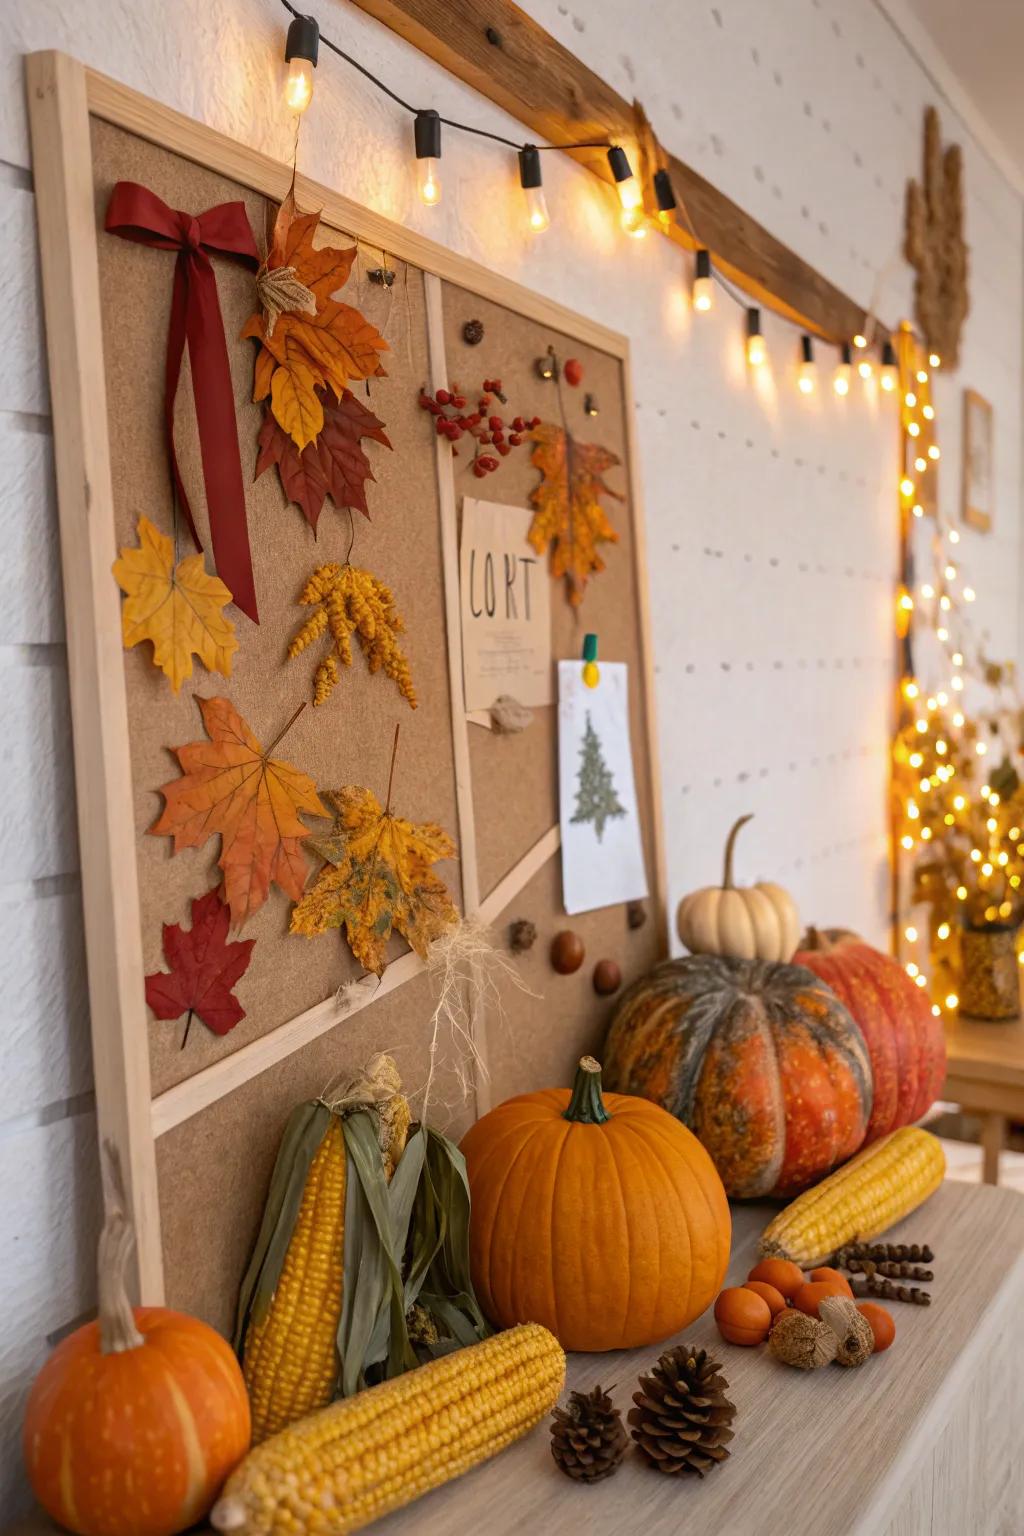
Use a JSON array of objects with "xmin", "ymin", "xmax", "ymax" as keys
[
  {"xmin": 603, "ymin": 955, "xmax": 872, "ymax": 1197},
  {"xmin": 794, "ymin": 927, "xmax": 946, "ymax": 1143},
  {"xmin": 461, "ymin": 1056, "xmax": 731, "ymax": 1351}
]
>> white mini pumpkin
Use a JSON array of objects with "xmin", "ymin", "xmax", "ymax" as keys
[{"xmin": 676, "ymin": 814, "xmax": 800, "ymax": 962}]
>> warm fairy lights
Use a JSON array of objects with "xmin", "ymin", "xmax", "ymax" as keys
[{"xmin": 892, "ymin": 323, "xmax": 1021, "ymax": 1012}]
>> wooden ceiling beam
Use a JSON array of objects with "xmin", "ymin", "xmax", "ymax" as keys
[{"xmin": 342, "ymin": 0, "xmax": 879, "ymax": 341}]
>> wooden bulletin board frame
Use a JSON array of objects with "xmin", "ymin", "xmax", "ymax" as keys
[{"xmin": 27, "ymin": 50, "xmax": 665, "ymax": 1304}]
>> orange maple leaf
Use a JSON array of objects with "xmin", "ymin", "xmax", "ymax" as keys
[
  {"xmin": 150, "ymin": 697, "xmax": 327, "ymax": 927},
  {"xmin": 528, "ymin": 421, "xmax": 622, "ymax": 606},
  {"xmin": 266, "ymin": 190, "xmax": 358, "ymax": 302}
]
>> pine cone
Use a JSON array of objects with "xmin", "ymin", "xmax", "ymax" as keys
[
  {"xmin": 462, "ymin": 317, "xmax": 485, "ymax": 345},
  {"xmin": 550, "ymin": 1385, "xmax": 627, "ymax": 1483},
  {"xmin": 629, "ymin": 1345, "xmax": 736, "ymax": 1478}
]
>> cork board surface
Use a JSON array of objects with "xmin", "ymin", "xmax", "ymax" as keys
[
  {"xmin": 439, "ymin": 284, "xmax": 656, "ymax": 904},
  {"xmin": 86, "ymin": 112, "xmax": 661, "ymax": 1332},
  {"xmin": 91, "ymin": 119, "xmax": 460, "ymax": 1099}
]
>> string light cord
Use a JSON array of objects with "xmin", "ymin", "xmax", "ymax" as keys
[{"xmin": 279, "ymin": 0, "xmax": 612, "ymax": 154}]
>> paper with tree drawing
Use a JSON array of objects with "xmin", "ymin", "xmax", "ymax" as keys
[
  {"xmin": 460, "ymin": 499, "xmax": 552, "ymax": 712},
  {"xmin": 558, "ymin": 659, "xmax": 648, "ymax": 915}
]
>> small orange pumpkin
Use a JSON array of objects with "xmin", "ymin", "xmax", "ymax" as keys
[
  {"xmin": 793, "ymin": 1279, "xmax": 849, "ymax": 1318},
  {"xmin": 461, "ymin": 1056, "xmax": 731, "ymax": 1351},
  {"xmin": 743, "ymin": 1279, "xmax": 787, "ymax": 1318},
  {"xmin": 809, "ymin": 1266, "xmax": 853, "ymax": 1297},
  {"xmin": 856, "ymin": 1301, "xmax": 896, "ymax": 1352},
  {"xmin": 24, "ymin": 1146, "xmax": 250, "ymax": 1536},
  {"xmin": 746, "ymin": 1257, "xmax": 805, "ymax": 1300}
]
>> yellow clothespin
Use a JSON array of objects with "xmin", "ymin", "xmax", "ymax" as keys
[{"xmin": 582, "ymin": 633, "xmax": 600, "ymax": 688}]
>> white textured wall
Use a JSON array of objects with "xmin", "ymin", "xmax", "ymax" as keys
[{"xmin": 0, "ymin": 0, "xmax": 1020, "ymax": 1512}]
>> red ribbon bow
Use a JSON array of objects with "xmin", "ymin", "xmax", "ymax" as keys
[{"xmin": 105, "ymin": 182, "xmax": 261, "ymax": 622}]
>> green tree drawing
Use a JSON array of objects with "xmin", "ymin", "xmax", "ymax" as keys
[{"xmin": 571, "ymin": 712, "xmax": 626, "ymax": 842}]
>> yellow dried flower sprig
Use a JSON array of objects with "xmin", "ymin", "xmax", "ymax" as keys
[{"xmin": 287, "ymin": 561, "xmax": 417, "ymax": 708}]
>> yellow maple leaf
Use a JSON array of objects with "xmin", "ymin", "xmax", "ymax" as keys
[
  {"xmin": 291, "ymin": 783, "xmax": 457, "ymax": 975},
  {"xmin": 113, "ymin": 516, "xmax": 238, "ymax": 692},
  {"xmin": 528, "ymin": 421, "xmax": 622, "ymax": 606},
  {"xmin": 270, "ymin": 358, "xmax": 324, "ymax": 451}
]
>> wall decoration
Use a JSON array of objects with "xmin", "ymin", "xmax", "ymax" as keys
[
  {"xmin": 530, "ymin": 423, "xmax": 621, "ymax": 606},
  {"xmin": 419, "ymin": 378, "xmax": 537, "ymax": 479},
  {"xmin": 243, "ymin": 189, "xmax": 389, "ymax": 488},
  {"xmin": 113, "ymin": 515, "xmax": 238, "ymax": 692},
  {"xmin": 105, "ymin": 181, "xmax": 262, "ymax": 621},
  {"xmin": 291, "ymin": 729, "xmax": 457, "ymax": 974},
  {"xmin": 558, "ymin": 660, "xmax": 647, "ymax": 915},
  {"xmin": 904, "ymin": 106, "xmax": 969, "ymax": 371},
  {"xmin": 256, "ymin": 386, "xmax": 391, "ymax": 533},
  {"xmin": 459, "ymin": 498, "xmax": 551, "ymax": 712},
  {"xmin": 145, "ymin": 889, "xmax": 256, "ymax": 1048},
  {"xmin": 961, "ymin": 387, "xmax": 994, "ymax": 531},
  {"xmin": 150, "ymin": 697, "xmax": 326, "ymax": 927},
  {"xmin": 30, "ymin": 57, "xmax": 666, "ymax": 1313},
  {"xmin": 550, "ymin": 929, "xmax": 585, "ymax": 975},
  {"xmin": 287, "ymin": 561, "xmax": 417, "ymax": 707}
]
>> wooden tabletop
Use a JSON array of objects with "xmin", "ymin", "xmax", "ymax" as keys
[
  {"xmin": 944, "ymin": 1009, "xmax": 1024, "ymax": 1089},
  {"xmin": 11, "ymin": 1181, "xmax": 1024, "ymax": 1536}
]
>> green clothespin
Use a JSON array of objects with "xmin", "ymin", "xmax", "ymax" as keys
[{"xmin": 582, "ymin": 633, "xmax": 599, "ymax": 689}]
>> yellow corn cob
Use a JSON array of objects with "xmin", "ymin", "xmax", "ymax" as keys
[
  {"xmin": 211, "ymin": 1324, "xmax": 566, "ymax": 1536},
  {"xmin": 758, "ymin": 1126, "xmax": 945, "ymax": 1268},
  {"xmin": 242, "ymin": 1117, "xmax": 346, "ymax": 1444}
]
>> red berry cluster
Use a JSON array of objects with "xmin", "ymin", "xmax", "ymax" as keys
[{"xmin": 418, "ymin": 378, "xmax": 541, "ymax": 479}]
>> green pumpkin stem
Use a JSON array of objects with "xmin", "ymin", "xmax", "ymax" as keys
[
  {"xmin": 563, "ymin": 1056, "xmax": 611, "ymax": 1125},
  {"xmin": 722, "ymin": 813, "xmax": 754, "ymax": 890}
]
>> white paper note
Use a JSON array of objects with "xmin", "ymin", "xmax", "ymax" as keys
[
  {"xmin": 558, "ymin": 660, "xmax": 648, "ymax": 916},
  {"xmin": 459, "ymin": 499, "xmax": 552, "ymax": 713}
]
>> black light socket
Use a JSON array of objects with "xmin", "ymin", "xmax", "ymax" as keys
[
  {"xmin": 607, "ymin": 145, "xmax": 634, "ymax": 184},
  {"xmin": 801, "ymin": 334, "xmax": 814, "ymax": 364},
  {"xmin": 747, "ymin": 307, "xmax": 762, "ymax": 339},
  {"xmin": 414, "ymin": 109, "xmax": 442, "ymax": 161},
  {"xmin": 518, "ymin": 145, "xmax": 543, "ymax": 190},
  {"xmin": 882, "ymin": 340, "xmax": 897, "ymax": 368},
  {"xmin": 840, "ymin": 342, "xmax": 853, "ymax": 365},
  {"xmin": 285, "ymin": 14, "xmax": 319, "ymax": 65},
  {"xmin": 653, "ymin": 168, "xmax": 677, "ymax": 213},
  {"xmin": 695, "ymin": 248, "xmax": 711, "ymax": 281}
]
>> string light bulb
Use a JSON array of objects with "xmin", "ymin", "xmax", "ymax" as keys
[
  {"xmin": 414, "ymin": 110, "xmax": 443, "ymax": 205},
  {"xmin": 881, "ymin": 341, "xmax": 897, "ymax": 391},
  {"xmin": 653, "ymin": 168, "xmax": 677, "ymax": 232},
  {"xmin": 284, "ymin": 13, "xmax": 319, "ymax": 114},
  {"xmin": 857, "ymin": 350, "xmax": 874, "ymax": 381},
  {"xmin": 517, "ymin": 146, "xmax": 549, "ymax": 232},
  {"xmin": 607, "ymin": 146, "xmax": 645, "ymax": 237},
  {"xmin": 798, "ymin": 334, "xmax": 815, "ymax": 393},
  {"xmin": 834, "ymin": 343, "xmax": 852, "ymax": 395},
  {"xmin": 746, "ymin": 308, "xmax": 766, "ymax": 367},
  {"xmin": 929, "ymin": 352, "xmax": 941, "ymax": 368},
  {"xmin": 692, "ymin": 249, "xmax": 713, "ymax": 312},
  {"xmin": 853, "ymin": 331, "xmax": 868, "ymax": 350}
]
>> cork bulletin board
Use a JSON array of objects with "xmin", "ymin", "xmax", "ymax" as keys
[{"xmin": 29, "ymin": 51, "xmax": 665, "ymax": 1328}]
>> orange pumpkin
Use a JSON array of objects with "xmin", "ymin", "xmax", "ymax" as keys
[
  {"xmin": 604, "ymin": 955, "xmax": 872, "ymax": 1197},
  {"xmin": 24, "ymin": 1151, "xmax": 250, "ymax": 1536},
  {"xmin": 795, "ymin": 928, "xmax": 946, "ymax": 1144},
  {"xmin": 460, "ymin": 1056, "xmax": 731, "ymax": 1351}
]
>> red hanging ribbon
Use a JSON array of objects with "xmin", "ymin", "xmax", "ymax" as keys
[{"xmin": 105, "ymin": 182, "xmax": 261, "ymax": 623}]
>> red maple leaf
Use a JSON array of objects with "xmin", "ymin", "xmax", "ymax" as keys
[
  {"xmin": 145, "ymin": 889, "xmax": 256, "ymax": 1047},
  {"xmin": 256, "ymin": 386, "xmax": 392, "ymax": 532}
]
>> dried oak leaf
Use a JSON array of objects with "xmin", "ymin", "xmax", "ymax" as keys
[
  {"xmin": 113, "ymin": 515, "xmax": 238, "ymax": 692},
  {"xmin": 529, "ymin": 421, "xmax": 622, "ymax": 606},
  {"xmin": 291, "ymin": 785, "xmax": 457, "ymax": 975},
  {"xmin": 145, "ymin": 888, "xmax": 255, "ymax": 1040},
  {"xmin": 256, "ymin": 386, "xmax": 391, "ymax": 531},
  {"xmin": 150, "ymin": 697, "xmax": 327, "ymax": 928},
  {"xmin": 287, "ymin": 562, "xmax": 416, "ymax": 708}
]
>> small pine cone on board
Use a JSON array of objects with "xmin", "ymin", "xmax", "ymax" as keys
[
  {"xmin": 550, "ymin": 1385, "xmax": 627, "ymax": 1483},
  {"xmin": 629, "ymin": 1345, "xmax": 736, "ymax": 1477}
]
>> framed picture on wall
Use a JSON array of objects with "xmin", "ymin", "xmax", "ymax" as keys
[{"xmin": 962, "ymin": 388, "xmax": 994, "ymax": 531}]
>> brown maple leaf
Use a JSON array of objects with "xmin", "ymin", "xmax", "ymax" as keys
[
  {"xmin": 290, "ymin": 733, "xmax": 456, "ymax": 974},
  {"xmin": 150, "ymin": 697, "xmax": 327, "ymax": 927},
  {"xmin": 528, "ymin": 421, "xmax": 622, "ymax": 606},
  {"xmin": 256, "ymin": 386, "xmax": 391, "ymax": 531}
]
